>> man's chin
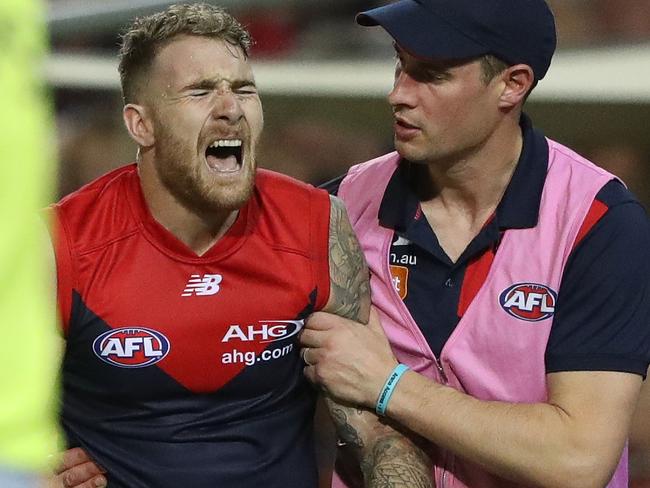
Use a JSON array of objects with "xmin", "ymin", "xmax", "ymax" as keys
[{"xmin": 206, "ymin": 181, "xmax": 254, "ymax": 213}]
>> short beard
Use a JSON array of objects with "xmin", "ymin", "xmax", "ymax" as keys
[{"xmin": 154, "ymin": 122, "xmax": 255, "ymax": 216}]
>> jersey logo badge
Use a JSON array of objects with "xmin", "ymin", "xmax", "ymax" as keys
[
  {"xmin": 499, "ymin": 283, "xmax": 557, "ymax": 322},
  {"xmin": 221, "ymin": 320, "xmax": 304, "ymax": 343},
  {"xmin": 92, "ymin": 327, "xmax": 170, "ymax": 368},
  {"xmin": 390, "ymin": 265, "xmax": 409, "ymax": 299},
  {"xmin": 181, "ymin": 274, "xmax": 222, "ymax": 296}
]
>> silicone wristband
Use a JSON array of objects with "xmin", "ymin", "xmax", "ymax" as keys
[{"xmin": 375, "ymin": 363, "xmax": 410, "ymax": 416}]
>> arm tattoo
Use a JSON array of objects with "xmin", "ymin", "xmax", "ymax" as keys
[
  {"xmin": 327, "ymin": 195, "xmax": 370, "ymax": 323},
  {"xmin": 329, "ymin": 403, "xmax": 365, "ymax": 450},
  {"xmin": 328, "ymin": 401, "xmax": 434, "ymax": 488},
  {"xmin": 323, "ymin": 197, "xmax": 434, "ymax": 487},
  {"xmin": 361, "ymin": 434, "xmax": 433, "ymax": 488}
]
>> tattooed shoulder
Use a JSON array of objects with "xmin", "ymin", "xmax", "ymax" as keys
[{"xmin": 325, "ymin": 195, "xmax": 370, "ymax": 323}]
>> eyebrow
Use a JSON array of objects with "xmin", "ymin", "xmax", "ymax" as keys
[
  {"xmin": 182, "ymin": 78, "xmax": 257, "ymax": 91},
  {"xmin": 393, "ymin": 42, "xmax": 469, "ymax": 71}
]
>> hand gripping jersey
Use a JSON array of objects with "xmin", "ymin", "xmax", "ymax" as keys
[{"xmin": 50, "ymin": 165, "xmax": 331, "ymax": 488}]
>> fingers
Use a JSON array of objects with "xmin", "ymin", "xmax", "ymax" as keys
[
  {"xmin": 54, "ymin": 448, "xmax": 97, "ymax": 475},
  {"xmin": 301, "ymin": 311, "xmax": 359, "ymax": 347},
  {"xmin": 301, "ymin": 347, "xmax": 314, "ymax": 366},
  {"xmin": 299, "ymin": 328, "xmax": 322, "ymax": 348},
  {"xmin": 305, "ymin": 311, "xmax": 353, "ymax": 331},
  {"xmin": 50, "ymin": 467, "xmax": 107, "ymax": 488},
  {"xmin": 50, "ymin": 448, "xmax": 107, "ymax": 488}
]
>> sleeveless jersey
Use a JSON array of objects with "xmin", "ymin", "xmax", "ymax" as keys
[{"xmin": 50, "ymin": 164, "xmax": 331, "ymax": 488}]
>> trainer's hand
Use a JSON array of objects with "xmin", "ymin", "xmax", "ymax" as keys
[
  {"xmin": 48, "ymin": 447, "xmax": 107, "ymax": 488},
  {"xmin": 300, "ymin": 307, "xmax": 398, "ymax": 408}
]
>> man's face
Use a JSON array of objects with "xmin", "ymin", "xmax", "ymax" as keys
[
  {"xmin": 145, "ymin": 35, "xmax": 263, "ymax": 213},
  {"xmin": 389, "ymin": 46, "xmax": 504, "ymax": 165}
]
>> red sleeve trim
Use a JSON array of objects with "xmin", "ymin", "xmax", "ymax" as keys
[
  {"xmin": 48, "ymin": 206, "xmax": 75, "ymax": 336},
  {"xmin": 458, "ymin": 248, "xmax": 495, "ymax": 318},
  {"xmin": 311, "ymin": 189, "xmax": 331, "ymax": 311},
  {"xmin": 572, "ymin": 199, "xmax": 609, "ymax": 251}
]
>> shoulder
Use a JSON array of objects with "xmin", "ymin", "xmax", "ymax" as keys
[
  {"xmin": 256, "ymin": 168, "xmax": 326, "ymax": 199},
  {"xmin": 55, "ymin": 164, "xmax": 137, "ymax": 216},
  {"xmin": 595, "ymin": 179, "xmax": 643, "ymax": 208},
  {"xmin": 253, "ymin": 169, "xmax": 331, "ymax": 252},
  {"xmin": 317, "ymin": 152, "xmax": 401, "ymax": 197},
  {"xmin": 581, "ymin": 180, "xmax": 649, "ymax": 250},
  {"xmin": 52, "ymin": 164, "xmax": 140, "ymax": 252},
  {"xmin": 340, "ymin": 152, "xmax": 400, "ymax": 189},
  {"xmin": 254, "ymin": 168, "xmax": 330, "ymax": 216},
  {"xmin": 547, "ymin": 182, "xmax": 650, "ymax": 375}
]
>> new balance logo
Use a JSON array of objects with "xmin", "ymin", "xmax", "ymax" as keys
[{"xmin": 182, "ymin": 274, "xmax": 223, "ymax": 297}]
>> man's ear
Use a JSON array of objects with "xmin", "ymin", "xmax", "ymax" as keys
[
  {"xmin": 123, "ymin": 103, "xmax": 155, "ymax": 147},
  {"xmin": 498, "ymin": 64, "xmax": 535, "ymax": 109}
]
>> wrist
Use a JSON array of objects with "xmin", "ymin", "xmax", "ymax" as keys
[{"xmin": 375, "ymin": 363, "xmax": 410, "ymax": 416}]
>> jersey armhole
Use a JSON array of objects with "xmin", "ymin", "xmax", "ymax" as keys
[
  {"xmin": 45, "ymin": 206, "xmax": 75, "ymax": 336},
  {"xmin": 311, "ymin": 190, "xmax": 331, "ymax": 311},
  {"xmin": 572, "ymin": 199, "xmax": 609, "ymax": 251}
]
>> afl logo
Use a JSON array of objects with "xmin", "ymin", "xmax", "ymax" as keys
[
  {"xmin": 92, "ymin": 327, "xmax": 170, "ymax": 368},
  {"xmin": 499, "ymin": 283, "xmax": 557, "ymax": 322}
]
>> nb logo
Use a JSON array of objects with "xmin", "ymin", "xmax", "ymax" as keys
[{"xmin": 182, "ymin": 274, "xmax": 223, "ymax": 297}]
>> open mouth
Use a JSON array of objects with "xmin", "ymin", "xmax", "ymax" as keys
[{"xmin": 205, "ymin": 139, "xmax": 243, "ymax": 173}]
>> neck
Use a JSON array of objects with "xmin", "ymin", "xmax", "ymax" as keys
[
  {"xmin": 138, "ymin": 157, "xmax": 239, "ymax": 256},
  {"xmin": 420, "ymin": 116, "xmax": 523, "ymax": 222}
]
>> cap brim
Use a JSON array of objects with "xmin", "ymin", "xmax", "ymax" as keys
[{"xmin": 356, "ymin": 0, "xmax": 489, "ymax": 61}]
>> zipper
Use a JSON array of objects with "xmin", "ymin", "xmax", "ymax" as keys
[
  {"xmin": 381, "ymin": 228, "xmax": 452, "ymax": 487},
  {"xmin": 435, "ymin": 357, "xmax": 448, "ymax": 384},
  {"xmin": 435, "ymin": 358, "xmax": 449, "ymax": 487},
  {"xmin": 440, "ymin": 468, "xmax": 448, "ymax": 488}
]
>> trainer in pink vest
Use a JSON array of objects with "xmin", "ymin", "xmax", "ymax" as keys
[{"xmin": 335, "ymin": 141, "xmax": 626, "ymax": 488}]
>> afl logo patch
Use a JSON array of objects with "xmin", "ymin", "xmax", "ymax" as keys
[
  {"xmin": 499, "ymin": 283, "xmax": 557, "ymax": 322},
  {"xmin": 92, "ymin": 327, "xmax": 170, "ymax": 368}
]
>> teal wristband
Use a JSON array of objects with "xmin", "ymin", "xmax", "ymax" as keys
[{"xmin": 375, "ymin": 363, "xmax": 410, "ymax": 416}]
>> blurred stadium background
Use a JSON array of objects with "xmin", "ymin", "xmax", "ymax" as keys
[{"xmin": 44, "ymin": 0, "xmax": 650, "ymax": 485}]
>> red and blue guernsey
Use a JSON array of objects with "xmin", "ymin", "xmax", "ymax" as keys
[{"xmin": 50, "ymin": 164, "xmax": 331, "ymax": 488}]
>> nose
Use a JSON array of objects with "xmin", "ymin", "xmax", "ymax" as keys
[
  {"xmin": 388, "ymin": 69, "xmax": 417, "ymax": 110},
  {"xmin": 211, "ymin": 89, "xmax": 243, "ymax": 124}
]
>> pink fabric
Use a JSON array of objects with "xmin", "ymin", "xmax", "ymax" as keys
[{"xmin": 335, "ymin": 143, "xmax": 627, "ymax": 487}]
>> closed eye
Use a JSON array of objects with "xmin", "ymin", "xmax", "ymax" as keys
[{"xmin": 233, "ymin": 83, "xmax": 258, "ymax": 95}]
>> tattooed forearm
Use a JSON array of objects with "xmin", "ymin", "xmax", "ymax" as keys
[
  {"xmin": 361, "ymin": 434, "xmax": 434, "ymax": 488},
  {"xmin": 327, "ymin": 397, "xmax": 434, "ymax": 488},
  {"xmin": 327, "ymin": 195, "xmax": 370, "ymax": 322},
  {"xmin": 323, "ymin": 197, "xmax": 433, "ymax": 487},
  {"xmin": 328, "ymin": 401, "xmax": 365, "ymax": 449}
]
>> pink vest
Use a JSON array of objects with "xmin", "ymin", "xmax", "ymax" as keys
[{"xmin": 336, "ymin": 142, "xmax": 627, "ymax": 488}]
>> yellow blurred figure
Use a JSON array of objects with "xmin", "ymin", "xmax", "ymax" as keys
[{"xmin": 0, "ymin": 0, "xmax": 60, "ymax": 485}]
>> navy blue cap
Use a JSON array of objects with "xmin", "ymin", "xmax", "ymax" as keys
[{"xmin": 357, "ymin": 0, "xmax": 557, "ymax": 80}]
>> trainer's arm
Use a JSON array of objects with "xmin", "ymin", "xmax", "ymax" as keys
[
  {"xmin": 303, "ymin": 305, "xmax": 641, "ymax": 488},
  {"xmin": 388, "ymin": 369, "xmax": 640, "ymax": 488},
  {"xmin": 309, "ymin": 196, "xmax": 433, "ymax": 488}
]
